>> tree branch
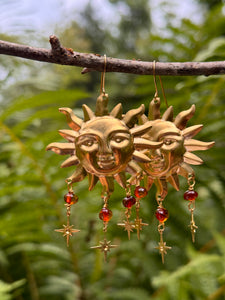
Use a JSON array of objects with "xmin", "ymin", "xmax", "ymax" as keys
[{"xmin": 0, "ymin": 35, "xmax": 225, "ymax": 76}]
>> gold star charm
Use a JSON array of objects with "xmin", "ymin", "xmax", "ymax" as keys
[
  {"xmin": 189, "ymin": 221, "xmax": 198, "ymax": 243},
  {"xmin": 91, "ymin": 238, "xmax": 118, "ymax": 261},
  {"xmin": 118, "ymin": 220, "xmax": 134, "ymax": 240},
  {"xmin": 55, "ymin": 224, "xmax": 80, "ymax": 247},
  {"xmin": 155, "ymin": 240, "xmax": 171, "ymax": 264},
  {"xmin": 133, "ymin": 218, "xmax": 148, "ymax": 240}
]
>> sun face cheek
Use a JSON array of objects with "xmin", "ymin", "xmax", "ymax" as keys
[
  {"xmin": 161, "ymin": 141, "xmax": 185, "ymax": 167},
  {"xmin": 110, "ymin": 140, "xmax": 134, "ymax": 166},
  {"xmin": 76, "ymin": 143, "xmax": 99, "ymax": 167}
]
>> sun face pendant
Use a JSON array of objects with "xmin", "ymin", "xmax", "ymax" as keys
[{"xmin": 46, "ymin": 93, "xmax": 155, "ymax": 194}]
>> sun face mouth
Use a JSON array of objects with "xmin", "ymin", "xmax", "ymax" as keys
[
  {"xmin": 97, "ymin": 154, "xmax": 116, "ymax": 169},
  {"xmin": 149, "ymin": 156, "xmax": 165, "ymax": 171},
  {"xmin": 145, "ymin": 152, "xmax": 170, "ymax": 175}
]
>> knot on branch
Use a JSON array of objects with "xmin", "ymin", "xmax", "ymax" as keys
[{"xmin": 49, "ymin": 35, "xmax": 67, "ymax": 56}]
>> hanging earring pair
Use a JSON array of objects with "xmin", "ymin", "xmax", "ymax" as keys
[{"xmin": 46, "ymin": 57, "xmax": 214, "ymax": 263}]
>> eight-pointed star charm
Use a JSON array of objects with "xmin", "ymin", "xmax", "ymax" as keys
[
  {"xmin": 133, "ymin": 218, "xmax": 149, "ymax": 240},
  {"xmin": 155, "ymin": 240, "xmax": 172, "ymax": 264},
  {"xmin": 55, "ymin": 224, "xmax": 80, "ymax": 247},
  {"xmin": 91, "ymin": 238, "xmax": 118, "ymax": 261},
  {"xmin": 118, "ymin": 220, "xmax": 134, "ymax": 240}
]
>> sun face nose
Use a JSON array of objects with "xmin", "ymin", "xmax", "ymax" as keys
[
  {"xmin": 98, "ymin": 140, "xmax": 113, "ymax": 156},
  {"xmin": 150, "ymin": 149, "xmax": 163, "ymax": 160}
]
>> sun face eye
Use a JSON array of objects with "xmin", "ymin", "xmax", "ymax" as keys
[
  {"xmin": 77, "ymin": 135, "xmax": 99, "ymax": 152},
  {"xmin": 83, "ymin": 140, "xmax": 94, "ymax": 147},
  {"xmin": 110, "ymin": 132, "xmax": 131, "ymax": 149},
  {"xmin": 164, "ymin": 139, "xmax": 174, "ymax": 145},
  {"xmin": 113, "ymin": 137, "xmax": 124, "ymax": 143}
]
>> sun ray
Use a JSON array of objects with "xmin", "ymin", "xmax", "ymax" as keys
[
  {"xmin": 174, "ymin": 104, "xmax": 195, "ymax": 130},
  {"xmin": 110, "ymin": 103, "xmax": 123, "ymax": 119},
  {"xmin": 132, "ymin": 150, "xmax": 151, "ymax": 163},
  {"xmin": 144, "ymin": 176, "xmax": 154, "ymax": 191},
  {"xmin": 59, "ymin": 108, "xmax": 83, "ymax": 131},
  {"xmin": 134, "ymin": 138, "xmax": 163, "ymax": 149},
  {"xmin": 46, "ymin": 143, "xmax": 75, "ymax": 155},
  {"xmin": 60, "ymin": 156, "xmax": 79, "ymax": 168},
  {"xmin": 88, "ymin": 173, "xmax": 99, "ymax": 191},
  {"xmin": 126, "ymin": 161, "xmax": 142, "ymax": 176},
  {"xmin": 154, "ymin": 178, "xmax": 168, "ymax": 199},
  {"xmin": 183, "ymin": 152, "xmax": 203, "ymax": 165},
  {"xmin": 162, "ymin": 106, "xmax": 173, "ymax": 121},
  {"xmin": 177, "ymin": 162, "xmax": 194, "ymax": 179},
  {"xmin": 58, "ymin": 129, "xmax": 79, "ymax": 142},
  {"xmin": 67, "ymin": 165, "xmax": 87, "ymax": 183},
  {"xmin": 139, "ymin": 114, "xmax": 149, "ymax": 125},
  {"xmin": 114, "ymin": 172, "xmax": 127, "ymax": 188},
  {"xmin": 123, "ymin": 104, "xmax": 145, "ymax": 128},
  {"xmin": 182, "ymin": 125, "xmax": 203, "ymax": 138},
  {"xmin": 167, "ymin": 173, "xmax": 180, "ymax": 191},
  {"xmin": 99, "ymin": 176, "xmax": 114, "ymax": 194},
  {"xmin": 82, "ymin": 104, "xmax": 95, "ymax": 121},
  {"xmin": 184, "ymin": 139, "xmax": 215, "ymax": 151},
  {"xmin": 130, "ymin": 121, "xmax": 153, "ymax": 136}
]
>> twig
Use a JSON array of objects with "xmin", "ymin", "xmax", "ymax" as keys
[{"xmin": 0, "ymin": 35, "xmax": 225, "ymax": 76}]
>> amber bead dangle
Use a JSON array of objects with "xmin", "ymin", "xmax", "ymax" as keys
[
  {"xmin": 118, "ymin": 184, "xmax": 137, "ymax": 240},
  {"xmin": 154, "ymin": 196, "xmax": 171, "ymax": 263},
  {"xmin": 55, "ymin": 181, "xmax": 80, "ymax": 247},
  {"xmin": 133, "ymin": 173, "xmax": 148, "ymax": 240},
  {"xmin": 184, "ymin": 174, "xmax": 198, "ymax": 242},
  {"xmin": 91, "ymin": 194, "xmax": 117, "ymax": 261}
]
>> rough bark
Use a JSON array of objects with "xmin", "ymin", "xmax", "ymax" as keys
[{"xmin": 0, "ymin": 35, "xmax": 225, "ymax": 76}]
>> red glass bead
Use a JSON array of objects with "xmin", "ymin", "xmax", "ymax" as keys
[
  {"xmin": 134, "ymin": 186, "xmax": 148, "ymax": 198},
  {"xmin": 99, "ymin": 207, "xmax": 113, "ymax": 222},
  {"xmin": 155, "ymin": 207, "xmax": 169, "ymax": 222},
  {"xmin": 64, "ymin": 192, "xmax": 78, "ymax": 205},
  {"xmin": 183, "ymin": 190, "xmax": 198, "ymax": 201},
  {"xmin": 122, "ymin": 195, "xmax": 136, "ymax": 208}
]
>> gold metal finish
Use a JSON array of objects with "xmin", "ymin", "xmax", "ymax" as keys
[
  {"xmin": 55, "ymin": 203, "xmax": 80, "ymax": 246},
  {"xmin": 188, "ymin": 201, "xmax": 198, "ymax": 243},
  {"xmin": 137, "ymin": 96, "xmax": 214, "ymax": 199},
  {"xmin": 91, "ymin": 238, "xmax": 118, "ymax": 262},
  {"xmin": 133, "ymin": 198, "xmax": 148, "ymax": 240},
  {"xmin": 46, "ymin": 68, "xmax": 214, "ymax": 262},
  {"xmin": 46, "ymin": 94, "xmax": 153, "ymax": 195},
  {"xmin": 118, "ymin": 208, "xmax": 134, "ymax": 240},
  {"xmin": 155, "ymin": 223, "xmax": 171, "ymax": 264},
  {"xmin": 187, "ymin": 173, "xmax": 198, "ymax": 242}
]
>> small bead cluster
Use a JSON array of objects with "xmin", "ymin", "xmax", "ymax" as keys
[{"xmin": 122, "ymin": 186, "xmax": 147, "ymax": 209}]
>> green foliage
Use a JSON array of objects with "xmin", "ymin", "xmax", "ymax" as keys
[{"xmin": 0, "ymin": 1, "xmax": 225, "ymax": 300}]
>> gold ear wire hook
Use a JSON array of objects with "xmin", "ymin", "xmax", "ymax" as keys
[
  {"xmin": 152, "ymin": 60, "xmax": 169, "ymax": 108},
  {"xmin": 153, "ymin": 60, "xmax": 159, "ymax": 98},
  {"xmin": 100, "ymin": 54, "xmax": 107, "ymax": 95}
]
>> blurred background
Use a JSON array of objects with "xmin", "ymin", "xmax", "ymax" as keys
[{"xmin": 0, "ymin": 0, "xmax": 225, "ymax": 299}]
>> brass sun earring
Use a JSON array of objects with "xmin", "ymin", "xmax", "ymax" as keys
[
  {"xmin": 134, "ymin": 60, "xmax": 214, "ymax": 262},
  {"xmin": 46, "ymin": 54, "xmax": 152, "ymax": 259}
]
